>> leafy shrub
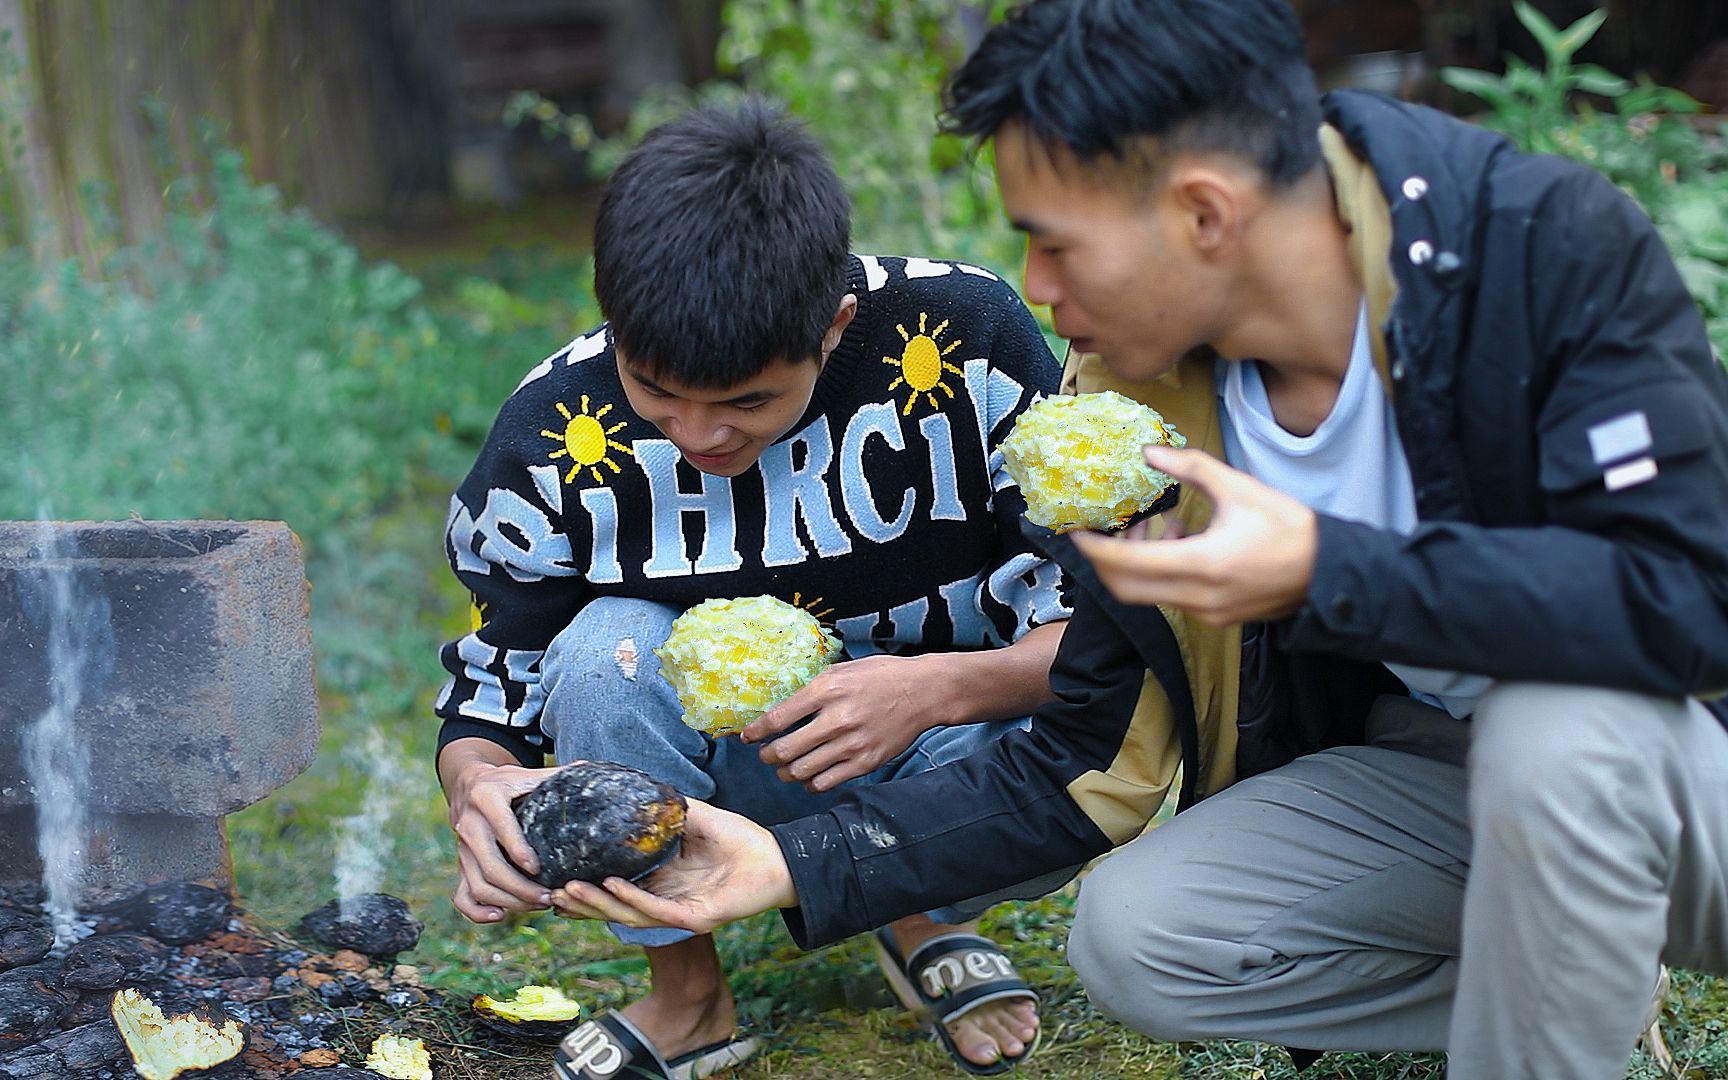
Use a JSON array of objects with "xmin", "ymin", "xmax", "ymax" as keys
[
  {"xmin": 0, "ymin": 140, "xmax": 593, "ymax": 538},
  {"xmin": 1441, "ymin": 2, "xmax": 1728, "ymax": 361},
  {"xmin": 508, "ymin": 0, "xmax": 1025, "ymax": 280}
]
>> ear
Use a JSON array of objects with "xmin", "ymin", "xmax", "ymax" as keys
[
  {"xmin": 820, "ymin": 293, "xmax": 859, "ymax": 360},
  {"xmin": 1166, "ymin": 163, "xmax": 1248, "ymax": 257}
]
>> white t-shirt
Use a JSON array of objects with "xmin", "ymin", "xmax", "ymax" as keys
[{"xmin": 1218, "ymin": 302, "xmax": 1490, "ymax": 718}]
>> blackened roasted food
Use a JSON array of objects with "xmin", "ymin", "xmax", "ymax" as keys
[
  {"xmin": 511, "ymin": 762, "xmax": 687, "ymax": 888},
  {"xmin": 299, "ymin": 894, "xmax": 423, "ymax": 957},
  {"xmin": 471, "ymin": 984, "xmax": 583, "ymax": 1042}
]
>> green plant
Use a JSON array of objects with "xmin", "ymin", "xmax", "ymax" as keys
[
  {"xmin": 509, "ymin": 0, "xmax": 1027, "ymax": 282},
  {"xmin": 1441, "ymin": 3, "xmax": 1728, "ymax": 361}
]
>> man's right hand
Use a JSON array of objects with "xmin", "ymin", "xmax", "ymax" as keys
[
  {"xmin": 549, "ymin": 798, "xmax": 798, "ymax": 933},
  {"xmin": 439, "ymin": 740, "xmax": 560, "ymax": 923}
]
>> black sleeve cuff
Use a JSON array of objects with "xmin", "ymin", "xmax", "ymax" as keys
[
  {"xmin": 435, "ymin": 715, "xmax": 545, "ymax": 770},
  {"xmin": 768, "ymin": 813, "xmax": 867, "ymax": 950},
  {"xmin": 1288, "ymin": 512, "xmax": 1395, "ymax": 648}
]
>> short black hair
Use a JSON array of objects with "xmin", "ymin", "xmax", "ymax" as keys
[
  {"xmin": 945, "ymin": 0, "xmax": 1323, "ymax": 188},
  {"xmin": 593, "ymin": 98, "xmax": 852, "ymax": 389}
]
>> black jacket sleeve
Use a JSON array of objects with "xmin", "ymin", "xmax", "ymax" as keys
[
  {"xmin": 1292, "ymin": 166, "xmax": 1728, "ymax": 696},
  {"xmin": 772, "ymin": 574, "xmax": 1164, "ymax": 948}
]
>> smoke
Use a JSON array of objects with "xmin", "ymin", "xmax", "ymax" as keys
[
  {"xmin": 332, "ymin": 727, "xmax": 417, "ymax": 916},
  {"xmin": 19, "ymin": 519, "xmax": 116, "ymax": 949}
]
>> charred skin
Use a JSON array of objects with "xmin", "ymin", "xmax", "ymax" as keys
[
  {"xmin": 511, "ymin": 762, "xmax": 687, "ymax": 888},
  {"xmin": 471, "ymin": 984, "xmax": 583, "ymax": 1042}
]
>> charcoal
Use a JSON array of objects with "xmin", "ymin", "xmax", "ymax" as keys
[
  {"xmin": 111, "ymin": 883, "xmax": 230, "ymax": 946},
  {"xmin": 298, "ymin": 895, "xmax": 422, "ymax": 957},
  {"xmin": 512, "ymin": 761, "xmax": 687, "ymax": 887},
  {"xmin": 0, "ymin": 912, "xmax": 51, "ymax": 973},
  {"xmin": 55, "ymin": 991, "xmax": 115, "ymax": 1031},
  {"xmin": 0, "ymin": 1044, "xmax": 59, "ymax": 1080},
  {"xmin": 0, "ymin": 964, "xmax": 76, "ymax": 1048},
  {"xmin": 61, "ymin": 933, "xmax": 170, "ymax": 990},
  {"xmin": 0, "ymin": 1019, "xmax": 127, "ymax": 1077}
]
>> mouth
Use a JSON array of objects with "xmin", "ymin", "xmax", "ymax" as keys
[{"xmin": 681, "ymin": 446, "xmax": 742, "ymax": 470}]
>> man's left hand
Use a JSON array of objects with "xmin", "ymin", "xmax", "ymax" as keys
[{"xmin": 1070, "ymin": 445, "xmax": 1317, "ymax": 626}]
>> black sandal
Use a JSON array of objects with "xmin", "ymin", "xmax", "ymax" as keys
[
  {"xmin": 554, "ymin": 1009, "xmax": 760, "ymax": 1080},
  {"xmin": 874, "ymin": 928, "xmax": 1042, "ymax": 1075}
]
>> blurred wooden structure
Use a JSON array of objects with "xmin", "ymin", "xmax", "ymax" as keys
[
  {"xmin": 0, "ymin": 0, "xmax": 1720, "ymax": 271},
  {"xmin": 0, "ymin": 0, "xmax": 721, "ymax": 268},
  {"xmin": 0, "ymin": 0, "xmax": 453, "ymax": 267}
]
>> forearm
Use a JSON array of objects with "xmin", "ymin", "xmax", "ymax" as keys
[
  {"xmin": 1292, "ymin": 515, "xmax": 1728, "ymax": 694},
  {"xmin": 929, "ymin": 620, "xmax": 1067, "ymax": 725},
  {"xmin": 437, "ymin": 736, "xmax": 530, "ymax": 800}
]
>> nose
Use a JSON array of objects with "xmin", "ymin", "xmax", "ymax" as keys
[
  {"xmin": 1021, "ymin": 245, "xmax": 1060, "ymax": 307},
  {"xmin": 657, "ymin": 401, "xmax": 729, "ymax": 451}
]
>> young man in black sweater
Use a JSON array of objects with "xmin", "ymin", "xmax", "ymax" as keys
[
  {"xmin": 555, "ymin": 3, "xmax": 1728, "ymax": 1077},
  {"xmin": 434, "ymin": 100, "xmax": 1071, "ymax": 1077}
]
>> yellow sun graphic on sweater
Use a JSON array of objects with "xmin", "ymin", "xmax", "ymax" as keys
[
  {"xmin": 791, "ymin": 591, "xmax": 835, "ymax": 620},
  {"xmin": 542, "ymin": 395, "xmax": 633, "ymax": 484},
  {"xmin": 884, "ymin": 312, "xmax": 964, "ymax": 415}
]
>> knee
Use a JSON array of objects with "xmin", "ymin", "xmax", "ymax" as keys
[
  {"xmin": 544, "ymin": 597, "xmax": 681, "ymax": 683},
  {"xmin": 1068, "ymin": 848, "xmax": 1217, "ymax": 1041},
  {"xmin": 1467, "ymin": 682, "xmax": 1666, "ymax": 839}
]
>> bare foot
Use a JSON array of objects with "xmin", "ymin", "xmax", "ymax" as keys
[
  {"xmin": 889, "ymin": 914, "xmax": 1040, "ymax": 1070},
  {"xmin": 620, "ymin": 934, "xmax": 738, "ymax": 1060}
]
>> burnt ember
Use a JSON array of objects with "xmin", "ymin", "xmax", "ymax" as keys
[
  {"xmin": 0, "ymin": 913, "xmax": 51, "ymax": 972},
  {"xmin": 512, "ymin": 761, "xmax": 687, "ymax": 888},
  {"xmin": 0, "ymin": 1019, "xmax": 125, "ymax": 1079},
  {"xmin": 0, "ymin": 883, "xmax": 451, "ymax": 1079},
  {"xmin": 299, "ymin": 896, "xmax": 423, "ymax": 958},
  {"xmin": 107, "ymin": 883, "xmax": 232, "ymax": 947},
  {"xmin": 0, "ymin": 964, "xmax": 77, "ymax": 1049},
  {"xmin": 61, "ymin": 933, "xmax": 170, "ymax": 991}
]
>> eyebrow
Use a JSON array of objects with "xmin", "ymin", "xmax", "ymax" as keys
[{"xmin": 630, "ymin": 370, "xmax": 777, "ymax": 406}]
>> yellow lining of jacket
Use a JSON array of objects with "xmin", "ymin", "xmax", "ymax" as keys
[{"xmin": 1059, "ymin": 126, "xmax": 1397, "ymax": 841}]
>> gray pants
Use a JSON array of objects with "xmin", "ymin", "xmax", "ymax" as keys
[{"xmin": 1068, "ymin": 683, "xmax": 1728, "ymax": 1080}]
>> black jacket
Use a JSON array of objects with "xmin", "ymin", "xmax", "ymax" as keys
[{"xmin": 771, "ymin": 91, "xmax": 1728, "ymax": 948}]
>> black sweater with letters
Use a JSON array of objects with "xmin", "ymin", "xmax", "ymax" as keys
[{"xmin": 435, "ymin": 255, "xmax": 1070, "ymax": 765}]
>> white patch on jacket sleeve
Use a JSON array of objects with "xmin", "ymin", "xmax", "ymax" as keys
[
  {"xmin": 848, "ymin": 822, "xmax": 900, "ymax": 849},
  {"xmin": 1604, "ymin": 456, "xmax": 1658, "ymax": 491},
  {"xmin": 1587, "ymin": 410, "xmax": 1652, "ymax": 466}
]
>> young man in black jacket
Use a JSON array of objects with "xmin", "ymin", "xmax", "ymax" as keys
[{"xmin": 553, "ymin": 3, "xmax": 1728, "ymax": 1076}]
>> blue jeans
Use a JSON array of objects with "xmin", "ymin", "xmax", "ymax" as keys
[{"xmin": 541, "ymin": 596, "xmax": 1059, "ymax": 944}]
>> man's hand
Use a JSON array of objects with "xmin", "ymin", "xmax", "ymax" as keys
[
  {"xmin": 441, "ymin": 750, "xmax": 560, "ymax": 923},
  {"xmin": 740, "ymin": 652, "xmax": 954, "ymax": 793},
  {"xmin": 550, "ymin": 799, "xmax": 797, "ymax": 932},
  {"xmin": 1069, "ymin": 445, "xmax": 1317, "ymax": 626}
]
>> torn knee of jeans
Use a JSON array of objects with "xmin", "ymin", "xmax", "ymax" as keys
[{"xmin": 613, "ymin": 638, "xmax": 638, "ymax": 679}]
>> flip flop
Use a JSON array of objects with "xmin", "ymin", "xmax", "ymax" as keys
[
  {"xmin": 554, "ymin": 1009, "xmax": 761, "ymax": 1080},
  {"xmin": 874, "ymin": 928, "xmax": 1042, "ymax": 1076}
]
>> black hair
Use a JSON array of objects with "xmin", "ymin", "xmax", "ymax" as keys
[
  {"xmin": 944, "ymin": 0, "xmax": 1323, "ymax": 188},
  {"xmin": 593, "ymin": 98, "xmax": 852, "ymax": 388}
]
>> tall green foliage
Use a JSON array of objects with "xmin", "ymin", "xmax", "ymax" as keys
[
  {"xmin": 509, "ymin": 0, "xmax": 1025, "ymax": 277},
  {"xmin": 0, "ymin": 141, "xmax": 592, "ymax": 537},
  {"xmin": 1441, "ymin": 2, "xmax": 1728, "ymax": 361}
]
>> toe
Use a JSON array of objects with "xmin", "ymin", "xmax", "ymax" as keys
[{"xmin": 945, "ymin": 998, "xmax": 1038, "ymax": 1067}]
